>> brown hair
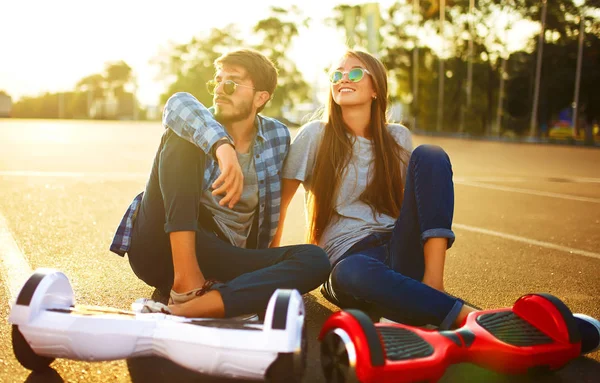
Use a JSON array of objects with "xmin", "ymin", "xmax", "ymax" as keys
[
  {"xmin": 307, "ymin": 50, "xmax": 410, "ymax": 244},
  {"xmin": 215, "ymin": 49, "xmax": 278, "ymax": 112}
]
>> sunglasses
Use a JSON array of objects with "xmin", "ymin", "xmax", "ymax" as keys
[
  {"xmin": 329, "ymin": 68, "xmax": 372, "ymax": 85},
  {"xmin": 206, "ymin": 79, "xmax": 255, "ymax": 96}
]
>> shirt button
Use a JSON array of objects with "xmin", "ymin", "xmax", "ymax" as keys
[
  {"xmin": 255, "ymin": 154, "xmax": 259, "ymax": 159},
  {"xmin": 260, "ymin": 180, "xmax": 264, "ymax": 184}
]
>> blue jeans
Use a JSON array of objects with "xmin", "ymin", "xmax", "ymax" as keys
[
  {"xmin": 322, "ymin": 145, "xmax": 464, "ymax": 329},
  {"xmin": 128, "ymin": 130, "xmax": 330, "ymax": 317}
]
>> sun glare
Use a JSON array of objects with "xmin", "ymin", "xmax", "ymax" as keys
[{"xmin": 1, "ymin": 0, "xmax": 536, "ymax": 107}]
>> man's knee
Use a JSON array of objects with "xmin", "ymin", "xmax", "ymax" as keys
[
  {"xmin": 296, "ymin": 244, "xmax": 330, "ymax": 283},
  {"xmin": 163, "ymin": 129, "xmax": 206, "ymax": 159},
  {"xmin": 310, "ymin": 244, "xmax": 331, "ymax": 278}
]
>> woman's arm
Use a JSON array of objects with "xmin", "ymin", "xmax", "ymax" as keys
[{"xmin": 270, "ymin": 178, "xmax": 301, "ymax": 247}]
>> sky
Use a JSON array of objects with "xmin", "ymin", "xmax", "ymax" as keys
[{"xmin": 0, "ymin": 0, "xmax": 538, "ymax": 106}]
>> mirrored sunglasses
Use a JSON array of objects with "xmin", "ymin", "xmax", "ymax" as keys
[
  {"xmin": 206, "ymin": 79, "xmax": 255, "ymax": 95},
  {"xmin": 329, "ymin": 68, "xmax": 372, "ymax": 85}
]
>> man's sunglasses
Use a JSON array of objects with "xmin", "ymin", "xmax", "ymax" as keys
[
  {"xmin": 329, "ymin": 68, "xmax": 372, "ymax": 85},
  {"xmin": 206, "ymin": 79, "xmax": 255, "ymax": 96}
]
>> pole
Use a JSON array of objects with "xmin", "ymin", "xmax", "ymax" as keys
[
  {"xmin": 529, "ymin": 0, "xmax": 547, "ymax": 137},
  {"xmin": 572, "ymin": 9, "xmax": 585, "ymax": 136},
  {"xmin": 495, "ymin": 57, "xmax": 507, "ymax": 135},
  {"xmin": 467, "ymin": 0, "xmax": 474, "ymax": 109},
  {"xmin": 436, "ymin": 0, "xmax": 445, "ymax": 132},
  {"xmin": 460, "ymin": 0, "xmax": 475, "ymax": 133},
  {"xmin": 412, "ymin": 0, "xmax": 420, "ymax": 130}
]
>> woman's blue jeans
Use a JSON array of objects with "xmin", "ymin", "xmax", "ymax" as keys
[{"xmin": 322, "ymin": 145, "xmax": 464, "ymax": 329}]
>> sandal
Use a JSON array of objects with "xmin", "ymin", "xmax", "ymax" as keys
[{"xmin": 169, "ymin": 279, "xmax": 219, "ymax": 305}]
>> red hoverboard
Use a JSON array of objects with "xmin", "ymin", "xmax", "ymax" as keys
[{"xmin": 319, "ymin": 293, "xmax": 588, "ymax": 383}]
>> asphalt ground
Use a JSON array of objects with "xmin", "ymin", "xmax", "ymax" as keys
[{"xmin": 0, "ymin": 119, "xmax": 599, "ymax": 383}]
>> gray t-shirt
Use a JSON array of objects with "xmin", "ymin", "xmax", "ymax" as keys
[
  {"xmin": 202, "ymin": 150, "xmax": 258, "ymax": 248},
  {"xmin": 282, "ymin": 120, "xmax": 413, "ymax": 264}
]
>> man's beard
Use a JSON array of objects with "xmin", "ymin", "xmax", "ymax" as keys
[{"xmin": 214, "ymin": 100, "xmax": 253, "ymax": 125}]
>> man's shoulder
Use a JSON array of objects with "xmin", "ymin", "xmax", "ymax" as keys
[{"xmin": 257, "ymin": 115, "xmax": 291, "ymax": 139}]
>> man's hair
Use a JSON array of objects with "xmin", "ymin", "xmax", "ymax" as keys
[{"xmin": 215, "ymin": 49, "xmax": 278, "ymax": 112}]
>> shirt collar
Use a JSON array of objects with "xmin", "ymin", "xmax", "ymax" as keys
[{"xmin": 255, "ymin": 115, "xmax": 267, "ymax": 142}]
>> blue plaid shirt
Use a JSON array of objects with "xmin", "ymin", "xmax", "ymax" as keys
[{"xmin": 110, "ymin": 92, "xmax": 290, "ymax": 256}]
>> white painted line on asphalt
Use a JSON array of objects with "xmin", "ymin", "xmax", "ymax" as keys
[
  {"xmin": 455, "ymin": 180, "xmax": 600, "ymax": 204},
  {"xmin": 0, "ymin": 213, "xmax": 32, "ymax": 301},
  {"xmin": 0, "ymin": 170, "xmax": 147, "ymax": 179},
  {"xmin": 453, "ymin": 223, "xmax": 600, "ymax": 261}
]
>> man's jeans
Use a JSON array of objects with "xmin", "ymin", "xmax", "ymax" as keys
[
  {"xmin": 128, "ymin": 130, "xmax": 330, "ymax": 317},
  {"xmin": 323, "ymin": 145, "xmax": 464, "ymax": 330}
]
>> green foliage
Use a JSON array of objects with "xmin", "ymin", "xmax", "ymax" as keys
[
  {"xmin": 252, "ymin": 6, "xmax": 311, "ymax": 116},
  {"xmin": 154, "ymin": 25, "xmax": 243, "ymax": 106},
  {"xmin": 156, "ymin": 7, "xmax": 312, "ymax": 118},
  {"xmin": 330, "ymin": 0, "xmax": 600, "ymax": 135}
]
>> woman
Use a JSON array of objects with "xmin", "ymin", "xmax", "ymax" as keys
[
  {"xmin": 272, "ymin": 49, "xmax": 472, "ymax": 329},
  {"xmin": 274, "ymin": 50, "xmax": 600, "ymax": 344}
]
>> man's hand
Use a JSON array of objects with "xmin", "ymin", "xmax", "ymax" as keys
[{"xmin": 212, "ymin": 143, "xmax": 243, "ymax": 208}]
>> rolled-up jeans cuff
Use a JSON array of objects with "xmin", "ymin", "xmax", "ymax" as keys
[
  {"xmin": 210, "ymin": 282, "xmax": 237, "ymax": 317},
  {"xmin": 421, "ymin": 228, "xmax": 455, "ymax": 249},
  {"xmin": 439, "ymin": 299, "xmax": 464, "ymax": 330}
]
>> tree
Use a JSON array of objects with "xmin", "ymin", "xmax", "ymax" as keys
[
  {"xmin": 155, "ymin": 25, "xmax": 243, "ymax": 106},
  {"xmin": 252, "ymin": 6, "xmax": 312, "ymax": 117},
  {"xmin": 104, "ymin": 61, "xmax": 133, "ymax": 98},
  {"xmin": 12, "ymin": 60, "xmax": 142, "ymax": 120},
  {"xmin": 155, "ymin": 9, "xmax": 311, "ymax": 118},
  {"xmin": 76, "ymin": 74, "xmax": 105, "ymax": 101}
]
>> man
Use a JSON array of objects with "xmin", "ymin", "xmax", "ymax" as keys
[{"xmin": 110, "ymin": 49, "xmax": 330, "ymax": 318}]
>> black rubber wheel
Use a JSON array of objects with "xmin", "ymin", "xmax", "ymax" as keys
[
  {"xmin": 320, "ymin": 329, "xmax": 359, "ymax": 383},
  {"xmin": 12, "ymin": 325, "xmax": 54, "ymax": 371},
  {"xmin": 266, "ymin": 324, "xmax": 307, "ymax": 383}
]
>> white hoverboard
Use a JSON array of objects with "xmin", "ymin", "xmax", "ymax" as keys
[{"xmin": 9, "ymin": 268, "xmax": 307, "ymax": 382}]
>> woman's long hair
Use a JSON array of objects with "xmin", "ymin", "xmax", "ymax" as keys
[{"xmin": 307, "ymin": 50, "xmax": 410, "ymax": 244}]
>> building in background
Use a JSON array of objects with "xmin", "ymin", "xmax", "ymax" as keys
[{"xmin": 0, "ymin": 91, "xmax": 12, "ymax": 117}]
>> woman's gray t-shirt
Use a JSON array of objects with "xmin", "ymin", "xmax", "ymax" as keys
[{"xmin": 282, "ymin": 120, "xmax": 413, "ymax": 264}]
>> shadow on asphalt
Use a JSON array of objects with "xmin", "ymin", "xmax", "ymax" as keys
[
  {"xmin": 23, "ymin": 368, "xmax": 63, "ymax": 383},
  {"xmin": 440, "ymin": 356, "xmax": 600, "ymax": 382}
]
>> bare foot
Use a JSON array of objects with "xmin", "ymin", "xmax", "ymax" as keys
[{"xmin": 168, "ymin": 290, "xmax": 225, "ymax": 318}]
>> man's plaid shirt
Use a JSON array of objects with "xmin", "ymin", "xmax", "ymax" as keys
[{"xmin": 110, "ymin": 92, "xmax": 290, "ymax": 256}]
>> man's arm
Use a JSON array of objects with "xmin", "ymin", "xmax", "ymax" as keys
[
  {"xmin": 162, "ymin": 92, "xmax": 227, "ymax": 153},
  {"xmin": 270, "ymin": 178, "xmax": 301, "ymax": 247},
  {"xmin": 163, "ymin": 92, "xmax": 243, "ymax": 207}
]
